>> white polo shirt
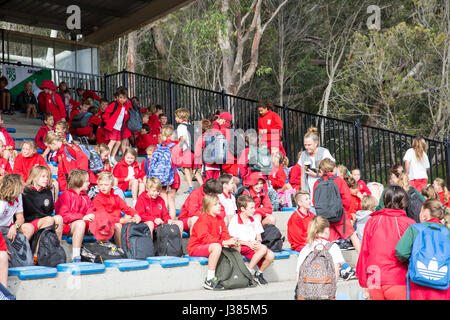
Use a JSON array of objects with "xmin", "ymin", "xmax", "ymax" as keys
[
  {"xmin": 228, "ymin": 214, "xmax": 264, "ymax": 242},
  {"xmin": 0, "ymin": 195, "xmax": 24, "ymax": 228},
  {"xmin": 218, "ymin": 192, "xmax": 237, "ymax": 216}
]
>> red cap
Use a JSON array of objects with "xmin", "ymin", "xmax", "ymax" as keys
[
  {"xmin": 38, "ymin": 80, "xmax": 57, "ymax": 91},
  {"xmin": 218, "ymin": 112, "xmax": 232, "ymax": 122},
  {"xmin": 243, "ymin": 172, "xmax": 267, "ymax": 187},
  {"xmin": 89, "ymin": 211, "xmax": 114, "ymax": 241}
]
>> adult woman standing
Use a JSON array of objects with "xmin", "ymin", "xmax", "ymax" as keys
[
  {"xmin": 298, "ymin": 127, "xmax": 335, "ymax": 197},
  {"xmin": 403, "ymin": 137, "xmax": 430, "ymax": 192}
]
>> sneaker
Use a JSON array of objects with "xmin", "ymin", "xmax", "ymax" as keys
[
  {"xmin": 184, "ymin": 187, "xmax": 194, "ymax": 194},
  {"xmin": 254, "ymin": 272, "xmax": 268, "ymax": 285},
  {"xmin": 203, "ymin": 277, "xmax": 224, "ymax": 290},
  {"xmin": 340, "ymin": 267, "xmax": 357, "ymax": 281},
  {"xmin": 72, "ymin": 256, "xmax": 82, "ymax": 263}
]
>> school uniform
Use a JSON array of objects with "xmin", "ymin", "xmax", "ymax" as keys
[
  {"xmin": 174, "ymin": 121, "xmax": 195, "ymax": 168},
  {"xmin": 437, "ymin": 191, "xmax": 450, "ymax": 208},
  {"xmin": 269, "ymin": 165, "xmax": 287, "ymax": 191},
  {"xmin": 288, "ymin": 163, "xmax": 302, "ymax": 191},
  {"xmin": 93, "ymin": 189, "xmax": 137, "ymax": 224},
  {"xmin": 0, "ymin": 231, "xmax": 6, "ymax": 251},
  {"xmin": 22, "ymin": 186, "xmax": 54, "ymax": 232},
  {"xmin": 194, "ymin": 130, "xmax": 220, "ymax": 180},
  {"xmin": 102, "ymin": 100, "xmax": 132, "ymax": 141},
  {"xmin": 287, "ymin": 209, "xmax": 315, "ymax": 252},
  {"xmin": 136, "ymin": 132, "xmax": 154, "ymax": 155},
  {"xmin": 0, "ymin": 157, "xmax": 12, "ymax": 176},
  {"xmin": 218, "ymin": 192, "xmax": 237, "ymax": 217},
  {"xmin": 112, "ymin": 158, "xmax": 145, "ymax": 191},
  {"xmin": 15, "ymin": 90, "xmax": 37, "ymax": 109},
  {"xmin": 0, "ymin": 127, "xmax": 15, "ymax": 150},
  {"xmin": 147, "ymin": 114, "xmax": 161, "ymax": 146},
  {"xmin": 357, "ymin": 179, "xmax": 372, "ymax": 196},
  {"xmin": 240, "ymin": 173, "xmax": 272, "ymax": 219},
  {"xmin": 13, "ymin": 152, "xmax": 49, "ymax": 183},
  {"xmin": 37, "ymin": 91, "xmax": 47, "ymax": 113},
  {"xmin": 258, "ymin": 110, "xmax": 286, "ymax": 156},
  {"xmin": 135, "ymin": 193, "xmax": 170, "ymax": 224},
  {"xmin": 348, "ymin": 194, "xmax": 362, "ymax": 221},
  {"xmin": 35, "ymin": 125, "xmax": 54, "ymax": 151},
  {"xmin": 0, "ymin": 195, "xmax": 23, "ymax": 228},
  {"xmin": 69, "ymin": 109, "xmax": 94, "ymax": 138},
  {"xmin": 187, "ymin": 212, "xmax": 231, "ymax": 257},
  {"xmin": 45, "ymin": 91, "xmax": 66, "ymax": 122}
]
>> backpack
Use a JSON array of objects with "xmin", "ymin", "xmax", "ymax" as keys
[
  {"xmin": 407, "ymin": 223, "xmax": 450, "ymax": 299},
  {"xmin": 248, "ymin": 146, "xmax": 272, "ymax": 173},
  {"xmin": 126, "ymin": 100, "xmax": 143, "ymax": 133},
  {"xmin": 0, "ymin": 283, "xmax": 15, "ymax": 300},
  {"xmin": 296, "ymin": 242, "xmax": 337, "ymax": 300},
  {"xmin": 267, "ymin": 182, "xmax": 280, "ymax": 212},
  {"xmin": 261, "ymin": 224, "xmax": 284, "ymax": 252},
  {"xmin": 313, "ymin": 175, "xmax": 345, "ymax": 224},
  {"xmin": 100, "ymin": 101, "xmax": 119, "ymax": 128},
  {"xmin": 202, "ymin": 131, "xmax": 229, "ymax": 165},
  {"xmin": 81, "ymin": 240, "xmax": 126, "ymax": 264},
  {"xmin": 154, "ymin": 224, "xmax": 183, "ymax": 257},
  {"xmin": 0, "ymin": 227, "xmax": 34, "ymax": 267},
  {"xmin": 179, "ymin": 122, "xmax": 196, "ymax": 153},
  {"xmin": 406, "ymin": 188, "xmax": 425, "ymax": 223},
  {"xmin": 216, "ymin": 247, "xmax": 257, "ymax": 289},
  {"xmin": 279, "ymin": 189, "xmax": 297, "ymax": 208},
  {"xmin": 30, "ymin": 225, "xmax": 66, "ymax": 267},
  {"xmin": 121, "ymin": 223, "xmax": 155, "ymax": 260},
  {"xmin": 65, "ymin": 144, "xmax": 104, "ymax": 175},
  {"xmin": 70, "ymin": 112, "xmax": 93, "ymax": 129},
  {"xmin": 147, "ymin": 143, "xmax": 176, "ymax": 186}
]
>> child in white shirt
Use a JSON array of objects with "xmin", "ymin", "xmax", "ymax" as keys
[{"xmin": 218, "ymin": 173, "xmax": 237, "ymax": 225}]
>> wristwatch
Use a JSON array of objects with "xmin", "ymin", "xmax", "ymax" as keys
[{"xmin": 14, "ymin": 223, "xmax": 20, "ymax": 230}]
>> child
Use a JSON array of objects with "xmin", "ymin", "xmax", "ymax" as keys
[
  {"xmin": 289, "ymin": 152, "xmax": 302, "ymax": 191},
  {"xmin": 21, "ymin": 166, "xmax": 63, "ymax": 243},
  {"xmin": 193, "ymin": 119, "xmax": 218, "ymax": 180},
  {"xmin": 187, "ymin": 194, "xmax": 238, "ymax": 290},
  {"xmin": 12, "ymin": 140, "xmax": 50, "ymax": 185},
  {"xmin": 136, "ymin": 124, "xmax": 153, "ymax": 155},
  {"xmin": 354, "ymin": 195, "xmax": 378, "ymax": 241},
  {"xmin": 403, "ymin": 137, "xmax": 430, "ymax": 192},
  {"xmin": 0, "ymin": 140, "xmax": 12, "ymax": 177},
  {"xmin": 344, "ymin": 175, "xmax": 362, "ymax": 224},
  {"xmin": 55, "ymin": 120, "xmax": 74, "ymax": 144},
  {"xmin": 159, "ymin": 113, "xmax": 168, "ymax": 126},
  {"xmin": 93, "ymin": 171, "xmax": 141, "ymax": 247},
  {"xmin": 269, "ymin": 151, "xmax": 292, "ymax": 193},
  {"xmin": 296, "ymin": 216, "xmax": 356, "ymax": 287},
  {"xmin": 228, "ymin": 194, "xmax": 275, "ymax": 285},
  {"xmin": 54, "ymin": 169, "xmax": 96, "ymax": 262},
  {"xmin": 218, "ymin": 173, "xmax": 237, "ymax": 226},
  {"xmin": 147, "ymin": 105, "xmax": 163, "ymax": 145},
  {"xmin": 351, "ymin": 168, "xmax": 372, "ymax": 196},
  {"xmin": 433, "ymin": 178, "xmax": 450, "ymax": 208},
  {"xmin": 95, "ymin": 144, "xmax": 116, "ymax": 184},
  {"xmin": 62, "ymin": 89, "xmax": 81, "ymax": 121},
  {"xmin": 35, "ymin": 112, "xmax": 55, "ymax": 156},
  {"xmin": 135, "ymin": 177, "xmax": 183, "ymax": 237},
  {"xmin": 112, "ymin": 147, "xmax": 145, "ymax": 207},
  {"xmin": 0, "ymin": 114, "xmax": 15, "ymax": 155},
  {"xmin": 0, "ymin": 174, "xmax": 26, "ymax": 244},
  {"xmin": 421, "ymin": 185, "xmax": 438, "ymax": 200},
  {"xmin": 15, "ymin": 81, "xmax": 37, "ymax": 119},
  {"xmin": 287, "ymin": 191, "xmax": 315, "ymax": 252},
  {"xmin": 69, "ymin": 101, "xmax": 93, "ymax": 139},
  {"xmin": 0, "ymin": 76, "xmax": 12, "ymax": 115},
  {"xmin": 38, "ymin": 80, "xmax": 66, "ymax": 122},
  {"xmin": 174, "ymin": 108, "xmax": 203, "ymax": 194},
  {"xmin": 337, "ymin": 164, "xmax": 349, "ymax": 179},
  {"xmin": 396, "ymin": 199, "xmax": 450, "ymax": 300}
]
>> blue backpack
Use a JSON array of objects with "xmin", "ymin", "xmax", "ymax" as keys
[
  {"xmin": 407, "ymin": 223, "xmax": 450, "ymax": 299},
  {"xmin": 147, "ymin": 143, "xmax": 176, "ymax": 186}
]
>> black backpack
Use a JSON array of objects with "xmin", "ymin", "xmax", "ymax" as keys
[
  {"xmin": 30, "ymin": 225, "xmax": 66, "ymax": 267},
  {"xmin": 261, "ymin": 224, "xmax": 284, "ymax": 252},
  {"xmin": 0, "ymin": 227, "xmax": 34, "ymax": 267},
  {"xmin": 407, "ymin": 187, "xmax": 425, "ymax": 223},
  {"xmin": 126, "ymin": 100, "xmax": 143, "ymax": 133},
  {"xmin": 81, "ymin": 240, "xmax": 126, "ymax": 263},
  {"xmin": 71, "ymin": 112, "xmax": 93, "ymax": 129},
  {"xmin": 216, "ymin": 247, "xmax": 257, "ymax": 290},
  {"xmin": 154, "ymin": 224, "xmax": 183, "ymax": 257},
  {"xmin": 121, "ymin": 223, "xmax": 155, "ymax": 260},
  {"xmin": 313, "ymin": 175, "xmax": 345, "ymax": 224}
]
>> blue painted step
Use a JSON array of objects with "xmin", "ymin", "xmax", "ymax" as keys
[
  {"xmin": 281, "ymin": 207, "xmax": 297, "ymax": 212},
  {"xmin": 124, "ymin": 191, "xmax": 132, "ymax": 198},
  {"xmin": 146, "ymin": 256, "xmax": 189, "ymax": 268},
  {"xmin": 282, "ymin": 249, "xmax": 300, "ymax": 256},
  {"xmin": 6, "ymin": 128, "xmax": 16, "ymax": 133},
  {"xmin": 104, "ymin": 259, "xmax": 149, "ymax": 271},
  {"xmin": 62, "ymin": 235, "xmax": 97, "ymax": 244},
  {"xmin": 57, "ymin": 262, "xmax": 106, "ymax": 275},
  {"xmin": 184, "ymin": 255, "xmax": 208, "ymax": 265},
  {"xmin": 8, "ymin": 266, "xmax": 58, "ymax": 280},
  {"xmin": 273, "ymin": 250, "xmax": 291, "ymax": 260},
  {"xmin": 182, "ymin": 232, "xmax": 190, "ymax": 238}
]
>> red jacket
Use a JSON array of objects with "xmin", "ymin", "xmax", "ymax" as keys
[
  {"xmin": 135, "ymin": 193, "xmax": 170, "ymax": 224},
  {"xmin": 187, "ymin": 212, "xmax": 231, "ymax": 256},
  {"xmin": 258, "ymin": 110, "xmax": 283, "ymax": 146},
  {"xmin": 55, "ymin": 144, "xmax": 96, "ymax": 191},
  {"xmin": 102, "ymin": 100, "xmax": 131, "ymax": 132},
  {"xmin": 356, "ymin": 208, "xmax": 415, "ymax": 288},
  {"xmin": 0, "ymin": 127, "xmax": 15, "ymax": 150},
  {"xmin": 136, "ymin": 132, "xmax": 154, "ymax": 155},
  {"xmin": 0, "ymin": 157, "xmax": 12, "ymax": 177},
  {"xmin": 287, "ymin": 209, "xmax": 315, "ymax": 251},
  {"xmin": 147, "ymin": 114, "xmax": 161, "ymax": 144},
  {"xmin": 93, "ymin": 190, "xmax": 137, "ymax": 224},
  {"xmin": 312, "ymin": 173, "xmax": 352, "ymax": 215},
  {"xmin": 289, "ymin": 163, "xmax": 302, "ymax": 191},
  {"xmin": 269, "ymin": 165, "xmax": 287, "ymax": 191},
  {"xmin": 237, "ymin": 148, "xmax": 257, "ymax": 186},
  {"xmin": 55, "ymin": 188, "xmax": 95, "ymax": 224},
  {"xmin": 69, "ymin": 109, "xmax": 95, "ymax": 137},
  {"xmin": 82, "ymin": 90, "xmax": 101, "ymax": 102},
  {"xmin": 112, "ymin": 158, "xmax": 145, "ymax": 190},
  {"xmin": 0, "ymin": 231, "xmax": 6, "ymax": 251},
  {"xmin": 13, "ymin": 153, "xmax": 49, "ymax": 183},
  {"xmin": 358, "ymin": 180, "xmax": 372, "ymax": 196},
  {"xmin": 35, "ymin": 125, "xmax": 54, "ymax": 150},
  {"xmin": 45, "ymin": 91, "xmax": 66, "ymax": 122},
  {"xmin": 348, "ymin": 194, "xmax": 362, "ymax": 219},
  {"xmin": 37, "ymin": 91, "xmax": 47, "ymax": 113},
  {"xmin": 178, "ymin": 187, "xmax": 226, "ymax": 221}
]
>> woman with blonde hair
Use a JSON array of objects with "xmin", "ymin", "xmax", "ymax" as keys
[{"xmin": 403, "ymin": 137, "xmax": 430, "ymax": 192}]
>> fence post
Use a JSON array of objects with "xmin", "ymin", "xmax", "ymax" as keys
[
  {"xmin": 354, "ymin": 119, "xmax": 363, "ymax": 179},
  {"xmin": 444, "ymin": 137, "xmax": 450, "ymax": 188},
  {"xmin": 103, "ymin": 73, "xmax": 108, "ymax": 100},
  {"xmin": 282, "ymin": 103, "xmax": 291, "ymax": 162},
  {"xmin": 221, "ymin": 89, "xmax": 228, "ymax": 111},
  {"xmin": 122, "ymin": 68, "xmax": 127, "ymax": 89},
  {"xmin": 169, "ymin": 76, "xmax": 176, "ymax": 126}
]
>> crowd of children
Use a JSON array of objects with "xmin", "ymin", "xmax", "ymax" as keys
[{"xmin": 0, "ymin": 80, "xmax": 449, "ymax": 300}]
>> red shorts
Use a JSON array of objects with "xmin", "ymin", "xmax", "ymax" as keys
[
  {"xmin": 369, "ymin": 285, "xmax": 407, "ymax": 300},
  {"xmin": 62, "ymin": 220, "xmax": 91, "ymax": 236},
  {"xmin": 168, "ymin": 171, "xmax": 181, "ymax": 191},
  {"xmin": 204, "ymin": 169, "xmax": 220, "ymax": 180},
  {"xmin": 29, "ymin": 218, "xmax": 42, "ymax": 233},
  {"xmin": 104, "ymin": 129, "xmax": 122, "ymax": 142},
  {"xmin": 409, "ymin": 179, "xmax": 428, "ymax": 192},
  {"xmin": 240, "ymin": 245, "xmax": 264, "ymax": 268},
  {"xmin": 190, "ymin": 243, "xmax": 211, "ymax": 257},
  {"xmin": 328, "ymin": 214, "xmax": 354, "ymax": 241}
]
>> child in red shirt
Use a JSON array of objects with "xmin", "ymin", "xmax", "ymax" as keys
[
  {"xmin": 136, "ymin": 124, "xmax": 154, "ymax": 156},
  {"xmin": 0, "ymin": 140, "xmax": 12, "ymax": 177},
  {"xmin": 287, "ymin": 191, "xmax": 315, "ymax": 252},
  {"xmin": 289, "ymin": 152, "xmax": 302, "ymax": 191},
  {"xmin": 187, "ymin": 194, "xmax": 239, "ymax": 290},
  {"xmin": 135, "ymin": 177, "xmax": 183, "ymax": 238},
  {"xmin": 344, "ymin": 175, "xmax": 362, "ymax": 225},
  {"xmin": 93, "ymin": 171, "xmax": 141, "ymax": 247},
  {"xmin": 351, "ymin": 168, "xmax": 372, "ymax": 197},
  {"xmin": 269, "ymin": 151, "xmax": 291, "ymax": 192},
  {"xmin": 35, "ymin": 112, "xmax": 55, "ymax": 157},
  {"xmin": 13, "ymin": 140, "xmax": 49, "ymax": 182}
]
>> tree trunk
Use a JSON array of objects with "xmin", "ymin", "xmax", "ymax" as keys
[{"xmin": 151, "ymin": 25, "xmax": 170, "ymax": 79}]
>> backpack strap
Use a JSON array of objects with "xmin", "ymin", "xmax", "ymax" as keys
[
  {"xmin": 144, "ymin": 158, "xmax": 149, "ymax": 174},
  {"xmin": 64, "ymin": 145, "xmax": 77, "ymax": 161}
]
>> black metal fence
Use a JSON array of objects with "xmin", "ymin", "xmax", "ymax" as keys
[{"xmin": 105, "ymin": 70, "xmax": 450, "ymax": 187}]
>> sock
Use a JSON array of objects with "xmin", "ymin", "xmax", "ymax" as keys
[
  {"xmin": 207, "ymin": 270, "xmax": 215, "ymax": 281},
  {"xmin": 255, "ymin": 269, "xmax": 262, "ymax": 276},
  {"xmin": 72, "ymin": 248, "xmax": 81, "ymax": 258}
]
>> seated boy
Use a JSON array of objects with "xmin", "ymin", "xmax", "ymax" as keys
[
  {"xmin": 228, "ymin": 195, "xmax": 275, "ymax": 285},
  {"xmin": 218, "ymin": 173, "xmax": 237, "ymax": 226},
  {"xmin": 0, "ymin": 140, "xmax": 12, "ymax": 177},
  {"xmin": 35, "ymin": 112, "xmax": 55, "ymax": 157},
  {"xmin": 287, "ymin": 191, "xmax": 315, "ymax": 251},
  {"xmin": 136, "ymin": 124, "xmax": 154, "ymax": 156}
]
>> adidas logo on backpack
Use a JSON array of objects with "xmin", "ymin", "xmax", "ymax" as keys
[{"xmin": 417, "ymin": 257, "xmax": 448, "ymax": 281}]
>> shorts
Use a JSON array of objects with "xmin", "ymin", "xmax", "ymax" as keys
[
  {"xmin": 369, "ymin": 285, "xmax": 407, "ymax": 300},
  {"xmin": 62, "ymin": 220, "xmax": 91, "ymax": 236},
  {"xmin": 190, "ymin": 243, "xmax": 211, "ymax": 257},
  {"xmin": 104, "ymin": 129, "xmax": 122, "ymax": 141},
  {"xmin": 167, "ymin": 171, "xmax": 181, "ymax": 191},
  {"xmin": 240, "ymin": 245, "xmax": 264, "ymax": 268},
  {"xmin": 204, "ymin": 169, "xmax": 220, "ymax": 180},
  {"xmin": 29, "ymin": 218, "xmax": 42, "ymax": 233},
  {"xmin": 409, "ymin": 179, "xmax": 428, "ymax": 192},
  {"xmin": 328, "ymin": 214, "xmax": 354, "ymax": 241}
]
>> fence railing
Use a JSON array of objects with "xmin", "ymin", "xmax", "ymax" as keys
[{"xmin": 105, "ymin": 70, "xmax": 450, "ymax": 187}]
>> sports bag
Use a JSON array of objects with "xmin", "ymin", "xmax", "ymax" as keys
[
  {"xmin": 147, "ymin": 143, "xmax": 176, "ymax": 186},
  {"xmin": 77, "ymin": 144, "xmax": 104, "ymax": 175},
  {"xmin": 126, "ymin": 100, "xmax": 143, "ymax": 133},
  {"xmin": 313, "ymin": 175, "xmax": 345, "ymax": 224},
  {"xmin": 70, "ymin": 112, "xmax": 93, "ymax": 129},
  {"xmin": 407, "ymin": 223, "xmax": 450, "ymax": 299},
  {"xmin": 248, "ymin": 146, "xmax": 272, "ymax": 173},
  {"xmin": 154, "ymin": 224, "xmax": 183, "ymax": 257},
  {"xmin": 0, "ymin": 227, "xmax": 34, "ymax": 267},
  {"xmin": 30, "ymin": 225, "xmax": 66, "ymax": 267},
  {"xmin": 121, "ymin": 223, "xmax": 155, "ymax": 260},
  {"xmin": 296, "ymin": 242, "xmax": 337, "ymax": 300},
  {"xmin": 81, "ymin": 240, "xmax": 126, "ymax": 264},
  {"xmin": 261, "ymin": 224, "xmax": 284, "ymax": 252},
  {"xmin": 216, "ymin": 247, "xmax": 257, "ymax": 290},
  {"xmin": 202, "ymin": 131, "xmax": 229, "ymax": 165}
]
